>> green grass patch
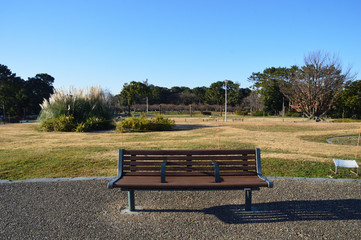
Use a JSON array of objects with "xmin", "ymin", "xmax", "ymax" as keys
[
  {"xmin": 262, "ymin": 158, "xmax": 359, "ymax": 179},
  {"xmin": 232, "ymin": 124, "xmax": 320, "ymax": 133},
  {"xmin": 299, "ymin": 134, "xmax": 336, "ymax": 143},
  {"xmin": 327, "ymin": 136, "xmax": 358, "ymax": 145},
  {"xmin": 300, "ymin": 134, "xmax": 359, "ymax": 146},
  {"xmin": 0, "ymin": 146, "xmax": 115, "ymax": 180}
]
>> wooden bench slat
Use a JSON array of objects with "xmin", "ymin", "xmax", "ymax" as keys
[
  {"xmin": 123, "ymin": 155, "xmax": 256, "ymax": 161},
  {"xmin": 122, "ymin": 166, "xmax": 256, "ymax": 171},
  {"xmin": 123, "ymin": 171, "xmax": 257, "ymax": 176},
  {"xmin": 124, "ymin": 160, "xmax": 256, "ymax": 166},
  {"xmin": 123, "ymin": 149, "xmax": 256, "ymax": 155}
]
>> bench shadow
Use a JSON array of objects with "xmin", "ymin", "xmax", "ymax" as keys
[{"xmin": 140, "ymin": 199, "xmax": 361, "ymax": 224}]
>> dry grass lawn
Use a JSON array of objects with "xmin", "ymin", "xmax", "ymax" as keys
[{"xmin": 1, "ymin": 117, "xmax": 360, "ymax": 180}]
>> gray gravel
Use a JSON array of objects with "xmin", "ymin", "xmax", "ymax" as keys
[{"xmin": 1, "ymin": 178, "xmax": 360, "ymax": 239}]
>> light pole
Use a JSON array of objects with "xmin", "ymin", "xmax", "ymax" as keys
[
  {"xmin": 224, "ymin": 80, "xmax": 229, "ymax": 122},
  {"xmin": 2, "ymin": 100, "xmax": 5, "ymax": 124},
  {"xmin": 146, "ymin": 96, "xmax": 148, "ymax": 115},
  {"xmin": 282, "ymin": 97, "xmax": 285, "ymax": 120},
  {"xmin": 144, "ymin": 78, "xmax": 149, "ymax": 115}
]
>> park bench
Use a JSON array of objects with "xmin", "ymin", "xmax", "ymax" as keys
[{"xmin": 108, "ymin": 148, "xmax": 273, "ymax": 211}]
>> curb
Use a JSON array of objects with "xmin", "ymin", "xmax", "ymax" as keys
[
  {"xmin": 0, "ymin": 176, "xmax": 114, "ymax": 184},
  {"xmin": 1, "ymin": 176, "xmax": 360, "ymax": 184},
  {"xmin": 267, "ymin": 176, "xmax": 361, "ymax": 183}
]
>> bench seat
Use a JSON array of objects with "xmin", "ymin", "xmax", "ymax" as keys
[{"xmin": 113, "ymin": 175, "xmax": 269, "ymax": 190}]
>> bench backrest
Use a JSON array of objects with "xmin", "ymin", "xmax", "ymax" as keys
[{"xmin": 120, "ymin": 149, "xmax": 260, "ymax": 177}]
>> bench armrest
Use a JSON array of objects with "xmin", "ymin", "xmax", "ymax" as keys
[
  {"xmin": 108, "ymin": 149, "xmax": 124, "ymax": 189},
  {"xmin": 255, "ymin": 148, "xmax": 274, "ymax": 188},
  {"xmin": 161, "ymin": 160, "xmax": 168, "ymax": 183},
  {"xmin": 211, "ymin": 161, "xmax": 221, "ymax": 183}
]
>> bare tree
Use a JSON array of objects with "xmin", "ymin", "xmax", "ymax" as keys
[
  {"xmin": 280, "ymin": 51, "xmax": 355, "ymax": 121},
  {"xmin": 243, "ymin": 92, "xmax": 263, "ymax": 113}
]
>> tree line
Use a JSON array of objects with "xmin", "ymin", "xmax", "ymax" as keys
[
  {"xmin": 2, "ymin": 50, "xmax": 361, "ymax": 122},
  {"xmin": 0, "ymin": 64, "xmax": 54, "ymax": 122},
  {"xmin": 116, "ymin": 51, "xmax": 359, "ymax": 120},
  {"xmin": 116, "ymin": 80, "xmax": 251, "ymax": 113}
]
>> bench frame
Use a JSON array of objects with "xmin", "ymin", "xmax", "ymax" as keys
[{"xmin": 108, "ymin": 148, "xmax": 273, "ymax": 211}]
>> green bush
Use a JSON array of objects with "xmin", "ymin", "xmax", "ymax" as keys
[
  {"xmin": 76, "ymin": 116, "xmax": 114, "ymax": 132},
  {"xmin": 117, "ymin": 115, "xmax": 175, "ymax": 132},
  {"xmin": 40, "ymin": 115, "xmax": 76, "ymax": 132},
  {"xmin": 149, "ymin": 115, "xmax": 175, "ymax": 131},
  {"xmin": 291, "ymin": 112, "xmax": 302, "ymax": 117},
  {"xmin": 201, "ymin": 111, "xmax": 212, "ymax": 116},
  {"xmin": 38, "ymin": 86, "xmax": 113, "ymax": 132},
  {"xmin": 118, "ymin": 115, "xmax": 150, "ymax": 131},
  {"xmin": 285, "ymin": 112, "xmax": 302, "ymax": 117},
  {"xmin": 251, "ymin": 111, "xmax": 266, "ymax": 116},
  {"xmin": 235, "ymin": 110, "xmax": 249, "ymax": 116},
  {"xmin": 40, "ymin": 118, "xmax": 56, "ymax": 131}
]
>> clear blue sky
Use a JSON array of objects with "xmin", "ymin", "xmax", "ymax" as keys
[{"xmin": 1, "ymin": 0, "xmax": 360, "ymax": 94}]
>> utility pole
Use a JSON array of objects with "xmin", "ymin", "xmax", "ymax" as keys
[
  {"xmin": 2, "ymin": 100, "xmax": 5, "ymax": 124},
  {"xmin": 224, "ymin": 80, "xmax": 229, "ymax": 122},
  {"xmin": 282, "ymin": 97, "xmax": 285, "ymax": 121},
  {"xmin": 144, "ymin": 78, "xmax": 149, "ymax": 115},
  {"xmin": 146, "ymin": 96, "xmax": 148, "ymax": 115}
]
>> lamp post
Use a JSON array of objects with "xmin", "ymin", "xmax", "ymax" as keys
[
  {"xmin": 282, "ymin": 97, "xmax": 285, "ymax": 121},
  {"xmin": 2, "ymin": 100, "xmax": 5, "ymax": 124},
  {"xmin": 224, "ymin": 80, "xmax": 229, "ymax": 122},
  {"xmin": 144, "ymin": 78, "xmax": 149, "ymax": 115},
  {"xmin": 146, "ymin": 96, "xmax": 148, "ymax": 115}
]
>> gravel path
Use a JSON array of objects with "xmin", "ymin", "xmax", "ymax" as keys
[{"xmin": 1, "ymin": 178, "xmax": 360, "ymax": 239}]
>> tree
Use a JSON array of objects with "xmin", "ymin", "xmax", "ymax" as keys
[
  {"xmin": 120, "ymin": 81, "xmax": 148, "ymax": 113},
  {"xmin": 227, "ymin": 82, "xmax": 250, "ymax": 107},
  {"xmin": 25, "ymin": 73, "xmax": 55, "ymax": 115},
  {"xmin": 249, "ymin": 67, "xmax": 289, "ymax": 115},
  {"xmin": 148, "ymin": 85, "xmax": 169, "ymax": 104},
  {"xmin": 167, "ymin": 86, "xmax": 192, "ymax": 104},
  {"xmin": 0, "ymin": 64, "xmax": 26, "ymax": 120},
  {"xmin": 205, "ymin": 80, "xmax": 248, "ymax": 107},
  {"xmin": 242, "ymin": 92, "xmax": 263, "ymax": 112},
  {"xmin": 333, "ymin": 80, "xmax": 361, "ymax": 119},
  {"xmin": 280, "ymin": 51, "xmax": 355, "ymax": 120},
  {"xmin": 205, "ymin": 81, "xmax": 225, "ymax": 105},
  {"xmin": 192, "ymin": 86, "xmax": 207, "ymax": 104}
]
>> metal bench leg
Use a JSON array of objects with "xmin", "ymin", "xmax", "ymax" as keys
[
  {"xmin": 128, "ymin": 190, "xmax": 135, "ymax": 211},
  {"xmin": 245, "ymin": 189, "xmax": 252, "ymax": 211}
]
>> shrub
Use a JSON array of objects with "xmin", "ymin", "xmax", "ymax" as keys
[
  {"xmin": 251, "ymin": 111, "xmax": 266, "ymax": 116},
  {"xmin": 291, "ymin": 112, "xmax": 302, "ymax": 117},
  {"xmin": 40, "ymin": 115, "xmax": 76, "ymax": 132},
  {"xmin": 117, "ymin": 115, "xmax": 175, "ymax": 132},
  {"xmin": 40, "ymin": 118, "xmax": 56, "ymax": 131},
  {"xmin": 76, "ymin": 116, "xmax": 114, "ymax": 132},
  {"xmin": 118, "ymin": 115, "xmax": 150, "ymax": 131},
  {"xmin": 39, "ymin": 86, "xmax": 113, "ymax": 132},
  {"xmin": 201, "ymin": 111, "xmax": 212, "ymax": 116},
  {"xmin": 149, "ymin": 115, "xmax": 175, "ymax": 131},
  {"xmin": 235, "ymin": 110, "xmax": 249, "ymax": 116},
  {"xmin": 285, "ymin": 112, "xmax": 302, "ymax": 117},
  {"xmin": 54, "ymin": 115, "xmax": 76, "ymax": 132}
]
